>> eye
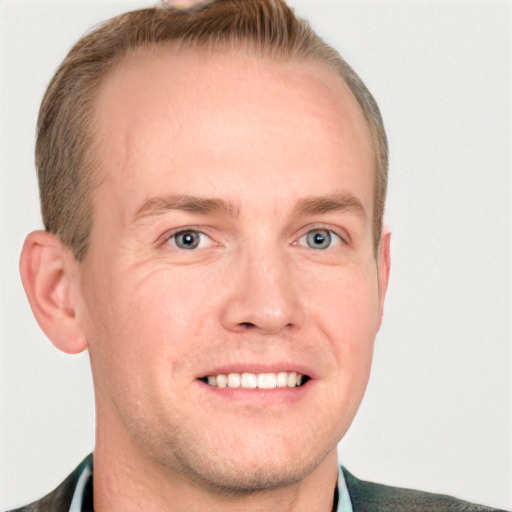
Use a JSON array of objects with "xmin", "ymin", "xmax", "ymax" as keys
[
  {"xmin": 298, "ymin": 229, "xmax": 342, "ymax": 250},
  {"xmin": 169, "ymin": 230, "xmax": 209, "ymax": 250}
]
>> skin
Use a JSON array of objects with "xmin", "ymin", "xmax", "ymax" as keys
[{"xmin": 20, "ymin": 46, "xmax": 390, "ymax": 511}]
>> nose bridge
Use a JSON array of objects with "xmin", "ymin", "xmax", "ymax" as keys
[{"xmin": 220, "ymin": 235, "xmax": 305, "ymax": 334}]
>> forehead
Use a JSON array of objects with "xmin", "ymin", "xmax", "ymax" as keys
[{"xmin": 90, "ymin": 45, "xmax": 374, "ymax": 214}]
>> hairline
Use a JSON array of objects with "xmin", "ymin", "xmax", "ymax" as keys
[
  {"xmin": 37, "ymin": 5, "xmax": 387, "ymax": 261},
  {"xmin": 83, "ymin": 39, "xmax": 383, "ymax": 254}
]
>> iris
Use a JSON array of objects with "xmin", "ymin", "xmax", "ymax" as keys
[
  {"xmin": 174, "ymin": 230, "xmax": 201, "ymax": 249},
  {"xmin": 306, "ymin": 230, "xmax": 332, "ymax": 250}
]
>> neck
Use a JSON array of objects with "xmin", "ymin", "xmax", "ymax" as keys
[{"xmin": 93, "ymin": 425, "xmax": 339, "ymax": 512}]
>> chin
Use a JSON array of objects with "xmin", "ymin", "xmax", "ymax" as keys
[
  {"xmin": 194, "ymin": 458, "xmax": 315, "ymax": 495},
  {"xmin": 174, "ymin": 431, "xmax": 338, "ymax": 496}
]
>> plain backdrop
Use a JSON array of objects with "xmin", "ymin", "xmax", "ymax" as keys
[{"xmin": 0, "ymin": 0, "xmax": 510, "ymax": 509}]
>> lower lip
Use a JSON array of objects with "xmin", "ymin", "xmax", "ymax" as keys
[{"xmin": 195, "ymin": 379, "xmax": 312, "ymax": 406}]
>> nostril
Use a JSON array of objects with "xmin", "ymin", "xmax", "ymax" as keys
[{"xmin": 239, "ymin": 322, "xmax": 255, "ymax": 329}]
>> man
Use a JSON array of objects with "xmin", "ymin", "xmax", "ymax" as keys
[{"xmin": 7, "ymin": 0, "xmax": 508, "ymax": 510}]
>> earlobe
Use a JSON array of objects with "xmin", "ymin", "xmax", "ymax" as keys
[
  {"xmin": 19, "ymin": 230, "xmax": 87, "ymax": 354},
  {"xmin": 377, "ymin": 228, "xmax": 391, "ymax": 329}
]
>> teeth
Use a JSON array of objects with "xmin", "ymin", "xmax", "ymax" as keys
[
  {"xmin": 276, "ymin": 372, "xmax": 288, "ymax": 387},
  {"xmin": 287, "ymin": 372, "xmax": 297, "ymax": 387},
  {"xmin": 241, "ymin": 373, "xmax": 257, "ymax": 388},
  {"xmin": 216, "ymin": 374, "xmax": 227, "ymax": 388},
  {"xmin": 204, "ymin": 372, "xmax": 305, "ymax": 389},
  {"xmin": 257, "ymin": 373, "xmax": 277, "ymax": 389},
  {"xmin": 227, "ymin": 373, "xmax": 241, "ymax": 388}
]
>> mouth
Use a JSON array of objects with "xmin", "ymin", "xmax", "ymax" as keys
[{"xmin": 198, "ymin": 371, "xmax": 311, "ymax": 389}]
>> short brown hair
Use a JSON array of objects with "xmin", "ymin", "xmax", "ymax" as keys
[{"xmin": 36, "ymin": 0, "xmax": 388, "ymax": 261}]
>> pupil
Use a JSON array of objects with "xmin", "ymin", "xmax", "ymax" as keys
[
  {"xmin": 307, "ymin": 229, "xmax": 331, "ymax": 249},
  {"xmin": 176, "ymin": 231, "xmax": 199, "ymax": 249},
  {"xmin": 314, "ymin": 233, "xmax": 325, "ymax": 244}
]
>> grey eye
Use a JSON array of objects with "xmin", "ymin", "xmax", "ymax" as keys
[
  {"xmin": 305, "ymin": 230, "xmax": 332, "ymax": 249},
  {"xmin": 174, "ymin": 230, "xmax": 201, "ymax": 249}
]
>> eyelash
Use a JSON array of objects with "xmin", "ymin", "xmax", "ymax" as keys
[
  {"xmin": 164, "ymin": 228, "xmax": 215, "ymax": 250},
  {"xmin": 161, "ymin": 225, "xmax": 348, "ymax": 251},
  {"xmin": 295, "ymin": 227, "xmax": 347, "ymax": 250}
]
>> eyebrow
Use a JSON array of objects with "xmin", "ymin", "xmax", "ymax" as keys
[
  {"xmin": 133, "ymin": 194, "xmax": 238, "ymax": 221},
  {"xmin": 132, "ymin": 192, "xmax": 366, "ymax": 223},
  {"xmin": 293, "ymin": 194, "xmax": 367, "ymax": 219}
]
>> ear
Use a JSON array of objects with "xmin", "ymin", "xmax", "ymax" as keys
[
  {"xmin": 19, "ymin": 230, "xmax": 87, "ymax": 354},
  {"xmin": 376, "ymin": 227, "xmax": 391, "ymax": 329}
]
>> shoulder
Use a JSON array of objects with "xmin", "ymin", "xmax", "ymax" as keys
[
  {"xmin": 6, "ymin": 455, "xmax": 92, "ymax": 512},
  {"xmin": 342, "ymin": 467, "xmax": 508, "ymax": 512}
]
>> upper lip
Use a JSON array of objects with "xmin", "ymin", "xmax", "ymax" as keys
[{"xmin": 198, "ymin": 362, "xmax": 316, "ymax": 379}]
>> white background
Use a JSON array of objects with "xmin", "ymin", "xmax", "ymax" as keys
[{"xmin": 0, "ymin": 0, "xmax": 510, "ymax": 509}]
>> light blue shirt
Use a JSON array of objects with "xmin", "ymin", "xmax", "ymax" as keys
[
  {"xmin": 337, "ymin": 466, "xmax": 354, "ymax": 512},
  {"xmin": 69, "ymin": 461, "xmax": 353, "ymax": 511}
]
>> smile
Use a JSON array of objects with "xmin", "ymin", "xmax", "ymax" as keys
[{"xmin": 200, "ymin": 372, "xmax": 309, "ymax": 389}]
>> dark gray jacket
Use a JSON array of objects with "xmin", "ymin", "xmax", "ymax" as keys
[{"xmin": 9, "ymin": 455, "xmax": 507, "ymax": 512}]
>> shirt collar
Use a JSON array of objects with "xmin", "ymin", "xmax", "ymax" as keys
[
  {"xmin": 68, "ymin": 460, "xmax": 92, "ymax": 512},
  {"xmin": 337, "ymin": 465, "xmax": 354, "ymax": 512}
]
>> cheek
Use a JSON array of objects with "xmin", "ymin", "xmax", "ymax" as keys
[
  {"xmin": 305, "ymin": 262, "xmax": 379, "ymax": 385},
  {"xmin": 84, "ymin": 267, "xmax": 214, "ymax": 373},
  {"xmin": 81, "ymin": 272, "xmax": 198, "ymax": 421},
  {"xmin": 308, "ymin": 262, "xmax": 380, "ymax": 338}
]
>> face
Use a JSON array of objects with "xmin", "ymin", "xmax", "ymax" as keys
[{"xmin": 77, "ymin": 46, "xmax": 389, "ymax": 492}]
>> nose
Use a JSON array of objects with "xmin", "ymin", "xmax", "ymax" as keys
[{"xmin": 219, "ymin": 246, "xmax": 306, "ymax": 335}]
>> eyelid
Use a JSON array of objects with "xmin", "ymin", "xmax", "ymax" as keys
[
  {"xmin": 159, "ymin": 226, "xmax": 217, "ymax": 249},
  {"xmin": 294, "ymin": 225, "xmax": 350, "ymax": 247},
  {"xmin": 296, "ymin": 230, "xmax": 342, "ymax": 250}
]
